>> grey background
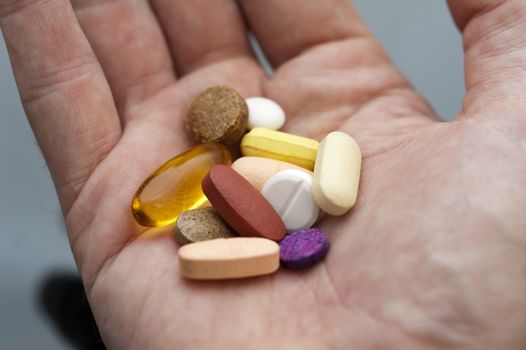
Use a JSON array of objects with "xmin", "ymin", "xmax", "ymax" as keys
[{"xmin": 0, "ymin": 1, "xmax": 463, "ymax": 349}]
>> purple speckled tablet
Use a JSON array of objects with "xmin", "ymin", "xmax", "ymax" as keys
[{"xmin": 279, "ymin": 228, "xmax": 330, "ymax": 269}]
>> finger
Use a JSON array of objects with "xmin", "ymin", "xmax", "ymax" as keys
[
  {"xmin": 448, "ymin": 0, "xmax": 526, "ymax": 124},
  {"xmin": 238, "ymin": 0, "xmax": 371, "ymax": 67},
  {"xmin": 238, "ymin": 0, "xmax": 439, "ymax": 152},
  {"xmin": 72, "ymin": 0, "xmax": 175, "ymax": 119},
  {"xmin": 150, "ymin": 0, "xmax": 255, "ymax": 75},
  {"xmin": 0, "ymin": 0, "xmax": 121, "ymax": 213}
]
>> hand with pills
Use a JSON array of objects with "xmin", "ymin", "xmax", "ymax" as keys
[
  {"xmin": 133, "ymin": 86, "xmax": 356, "ymax": 278},
  {"xmin": 4, "ymin": 1, "xmax": 526, "ymax": 349}
]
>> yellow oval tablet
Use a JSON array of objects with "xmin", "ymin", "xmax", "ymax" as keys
[
  {"xmin": 232, "ymin": 157, "xmax": 313, "ymax": 191},
  {"xmin": 240, "ymin": 128, "xmax": 319, "ymax": 170},
  {"xmin": 312, "ymin": 131, "xmax": 361, "ymax": 216},
  {"xmin": 178, "ymin": 237, "xmax": 279, "ymax": 280}
]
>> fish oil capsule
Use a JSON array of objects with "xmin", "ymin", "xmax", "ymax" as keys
[
  {"xmin": 240, "ymin": 128, "xmax": 319, "ymax": 170},
  {"xmin": 132, "ymin": 143, "xmax": 231, "ymax": 227}
]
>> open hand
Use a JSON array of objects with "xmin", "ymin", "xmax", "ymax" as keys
[{"xmin": 2, "ymin": 0, "xmax": 526, "ymax": 348}]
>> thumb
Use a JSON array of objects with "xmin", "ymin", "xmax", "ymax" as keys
[{"xmin": 448, "ymin": 0, "xmax": 526, "ymax": 129}]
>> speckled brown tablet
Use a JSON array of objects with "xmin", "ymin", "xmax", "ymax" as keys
[
  {"xmin": 187, "ymin": 86, "xmax": 248, "ymax": 146},
  {"xmin": 174, "ymin": 207, "xmax": 237, "ymax": 245},
  {"xmin": 202, "ymin": 165, "xmax": 286, "ymax": 241}
]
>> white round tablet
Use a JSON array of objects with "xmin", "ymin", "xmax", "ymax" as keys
[
  {"xmin": 261, "ymin": 169, "xmax": 319, "ymax": 232},
  {"xmin": 246, "ymin": 97, "xmax": 286, "ymax": 130}
]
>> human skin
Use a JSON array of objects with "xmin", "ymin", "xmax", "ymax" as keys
[{"xmin": 1, "ymin": 0, "xmax": 526, "ymax": 348}]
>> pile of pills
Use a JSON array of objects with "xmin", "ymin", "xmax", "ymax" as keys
[{"xmin": 132, "ymin": 86, "xmax": 362, "ymax": 280}]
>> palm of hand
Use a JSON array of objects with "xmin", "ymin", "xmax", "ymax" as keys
[
  {"xmin": 71, "ymin": 33, "xmax": 526, "ymax": 350},
  {"xmin": 3, "ymin": 1, "xmax": 526, "ymax": 349}
]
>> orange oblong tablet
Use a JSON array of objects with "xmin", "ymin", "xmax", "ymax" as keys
[
  {"xmin": 178, "ymin": 237, "xmax": 280, "ymax": 280},
  {"xmin": 202, "ymin": 165, "xmax": 286, "ymax": 241},
  {"xmin": 232, "ymin": 156, "xmax": 312, "ymax": 191}
]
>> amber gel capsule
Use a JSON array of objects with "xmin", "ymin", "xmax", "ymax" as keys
[{"xmin": 132, "ymin": 143, "xmax": 232, "ymax": 227}]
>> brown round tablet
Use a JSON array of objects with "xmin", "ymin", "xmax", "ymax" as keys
[
  {"xmin": 187, "ymin": 86, "xmax": 248, "ymax": 146},
  {"xmin": 202, "ymin": 165, "xmax": 286, "ymax": 241},
  {"xmin": 175, "ymin": 207, "xmax": 237, "ymax": 245}
]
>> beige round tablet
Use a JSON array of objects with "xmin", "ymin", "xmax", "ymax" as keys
[
  {"xmin": 178, "ymin": 237, "xmax": 280, "ymax": 280},
  {"xmin": 174, "ymin": 207, "xmax": 237, "ymax": 245},
  {"xmin": 232, "ymin": 156, "xmax": 312, "ymax": 191}
]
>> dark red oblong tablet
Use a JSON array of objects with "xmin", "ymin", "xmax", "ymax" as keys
[{"xmin": 202, "ymin": 165, "xmax": 286, "ymax": 241}]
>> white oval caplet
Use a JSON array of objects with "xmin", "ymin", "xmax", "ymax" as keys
[{"xmin": 246, "ymin": 97, "xmax": 286, "ymax": 130}]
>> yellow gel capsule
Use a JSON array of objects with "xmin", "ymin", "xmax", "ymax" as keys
[
  {"xmin": 132, "ymin": 143, "xmax": 232, "ymax": 227},
  {"xmin": 240, "ymin": 128, "xmax": 319, "ymax": 170}
]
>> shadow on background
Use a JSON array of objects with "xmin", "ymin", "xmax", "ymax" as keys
[{"xmin": 38, "ymin": 272, "xmax": 106, "ymax": 350}]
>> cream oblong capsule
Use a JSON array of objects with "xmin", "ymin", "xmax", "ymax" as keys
[
  {"xmin": 312, "ymin": 132, "xmax": 362, "ymax": 216},
  {"xmin": 240, "ymin": 128, "xmax": 319, "ymax": 170},
  {"xmin": 178, "ymin": 238, "xmax": 280, "ymax": 280}
]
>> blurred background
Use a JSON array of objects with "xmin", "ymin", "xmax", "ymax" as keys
[{"xmin": 0, "ymin": 1, "xmax": 463, "ymax": 349}]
